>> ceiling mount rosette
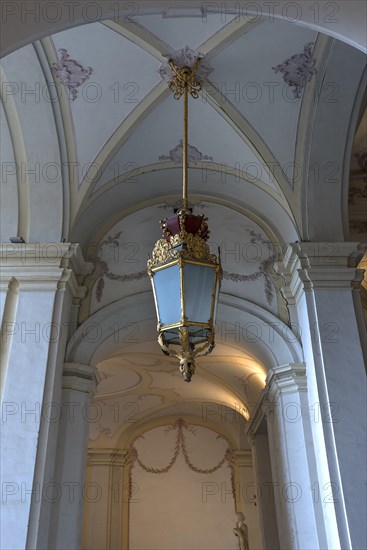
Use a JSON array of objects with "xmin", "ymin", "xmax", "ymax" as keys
[{"xmin": 159, "ymin": 45, "xmax": 213, "ymax": 98}]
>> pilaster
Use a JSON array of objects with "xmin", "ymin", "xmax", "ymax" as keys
[
  {"xmin": 83, "ymin": 449, "xmax": 128, "ymax": 550},
  {"xmin": 0, "ymin": 243, "xmax": 93, "ymax": 550},
  {"xmin": 49, "ymin": 363, "xmax": 100, "ymax": 550},
  {"xmin": 275, "ymin": 241, "xmax": 366, "ymax": 549},
  {"xmin": 265, "ymin": 363, "xmax": 326, "ymax": 549}
]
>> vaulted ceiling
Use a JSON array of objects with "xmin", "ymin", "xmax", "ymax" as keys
[{"xmin": 1, "ymin": 10, "xmax": 366, "ymax": 445}]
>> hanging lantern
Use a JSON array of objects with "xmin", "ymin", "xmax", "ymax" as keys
[{"xmin": 147, "ymin": 51, "xmax": 222, "ymax": 382}]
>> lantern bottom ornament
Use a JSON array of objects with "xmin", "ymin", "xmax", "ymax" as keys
[{"xmin": 148, "ymin": 208, "xmax": 222, "ymax": 382}]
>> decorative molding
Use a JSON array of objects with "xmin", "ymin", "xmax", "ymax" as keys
[
  {"xmin": 89, "ymin": 394, "xmax": 147, "ymax": 442},
  {"xmin": 91, "ymin": 424, "xmax": 113, "ymax": 439},
  {"xmin": 276, "ymin": 242, "xmax": 367, "ymax": 293},
  {"xmin": 274, "ymin": 244, "xmax": 307, "ymax": 307},
  {"xmin": 159, "ymin": 140, "xmax": 213, "ymax": 163},
  {"xmin": 233, "ymin": 450, "xmax": 253, "ymax": 468},
  {"xmin": 127, "ymin": 418, "xmax": 236, "ymax": 500},
  {"xmin": 88, "ymin": 448, "xmax": 128, "ymax": 467},
  {"xmin": 296, "ymin": 241, "xmax": 366, "ymax": 288},
  {"xmin": 82, "ymin": 231, "xmax": 147, "ymax": 303},
  {"xmin": 351, "ymin": 150, "xmax": 367, "ymax": 182},
  {"xmin": 62, "ymin": 362, "xmax": 101, "ymax": 395},
  {"xmin": 223, "ymin": 229, "xmax": 276, "ymax": 305},
  {"xmin": 349, "ymin": 183, "xmax": 367, "ymax": 203},
  {"xmin": 245, "ymin": 389, "xmax": 268, "ymax": 441},
  {"xmin": 272, "ymin": 42, "xmax": 317, "ymax": 99},
  {"xmin": 159, "ymin": 46, "xmax": 213, "ymax": 86},
  {"xmin": 88, "ymin": 227, "xmax": 276, "ymax": 305},
  {"xmin": 235, "ymin": 371, "xmax": 265, "ymax": 403},
  {"xmin": 266, "ymin": 363, "xmax": 307, "ymax": 397},
  {"xmin": 99, "ymin": 370, "xmax": 117, "ymax": 381},
  {"xmin": 0, "ymin": 242, "xmax": 74, "ymax": 291},
  {"xmin": 53, "ymin": 48, "xmax": 92, "ymax": 101}
]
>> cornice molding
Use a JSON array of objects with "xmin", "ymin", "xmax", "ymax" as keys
[
  {"xmin": 246, "ymin": 363, "xmax": 307, "ymax": 437},
  {"xmin": 275, "ymin": 242, "xmax": 367, "ymax": 295},
  {"xmin": 0, "ymin": 243, "xmax": 92, "ymax": 296},
  {"xmin": 296, "ymin": 241, "xmax": 366, "ymax": 289},
  {"xmin": 233, "ymin": 450, "xmax": 253, "ymax": 468},
  {"xmin": 0, "ymin": 242, "xmax": 72, "ymax": 290},
  {"xmin": 87, "ymin": 448, "xmax": 128, "ymax": 467},
  {"xmin": 266, "ymin": 363, "xmax": 307, "ymax": 399},
  {"xmin": 62, "ymin": 362, "xmax": 101, "ymax": 395}
]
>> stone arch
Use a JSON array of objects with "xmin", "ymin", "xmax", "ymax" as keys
[{"xmin": 1, "ymin": 2, "xmax": 366, "ymax": 59}]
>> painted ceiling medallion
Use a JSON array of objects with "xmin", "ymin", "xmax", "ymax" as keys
[
  {"xmin": 159, "ymin": 45, "xmax": 213, "ymax": 93},
  {"xmin": 159, "ymin": 140, "xmax": 213, "ymax": 163},
  {"xmin": 272, "ymin": 42, "xmax": 317, "ymax": 99},
  {"xmin": 53, "ymin": 48, "xmax": 93, "ymax": 101}
]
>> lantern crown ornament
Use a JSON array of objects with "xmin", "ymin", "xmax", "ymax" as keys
[{"xmin": 148, "ymin": 50, "xmax": 222, "ymax": 383}]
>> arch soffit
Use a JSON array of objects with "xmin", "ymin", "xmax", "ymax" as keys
[
  {"xmin": 1, "ymin": 2, "xmax": 366, "ymax": 60},
  {"xmin": 65, "ymin": 291, "xmax": 303, "ymax": 369}
]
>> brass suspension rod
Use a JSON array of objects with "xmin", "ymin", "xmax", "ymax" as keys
[
  {"xmin": 167, "ymin": 60, "xmax": 202, "ymax": 210},
  {"xmin": 182, "ymin": 72, "xmax": 189, "ymax": 209}
]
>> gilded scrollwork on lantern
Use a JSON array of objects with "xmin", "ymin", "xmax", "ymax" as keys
[
  {"xmin": 148, "ymin": 231, "xmax": 219, "ymax": 270},
  {"xmin": 158, "ymin": 327, "xmax": 215, "ymax": 382}
]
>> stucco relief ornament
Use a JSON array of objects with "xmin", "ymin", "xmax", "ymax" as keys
[
  {"xmin": 159, "ymin": 140, "xmax": 213, "ymax": 163},
  {"xmin": 127, "ymin": 418, "xmax": 236, "ymax": 500},
  {"xmin": 53, "ymin": 48, "xmax": 93, "ymax": 101},
  {"xmin": 159, "ymin": 45, "xmax": 213, "ymax": 95},
  {"xmin": 351, "ymin": 151, "xmax": 367, "ymax": 182},
  {"xmin": 272, "ymin": 42, "xmax": 317, "ymax": 98}
]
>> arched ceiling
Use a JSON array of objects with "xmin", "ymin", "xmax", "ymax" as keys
[
  {"xmin": 1, "ymin": 1, "xmax": 366, "ymax": 58},
  {"xmin": 1, "ymin": 9, "xmax": 365, "ymax": 446},
  {"xmin": 88, "ymin": 341, "xmax": 267, "ymax": 449},
  {"xmin": 1, "ymin": 13, "xmax": 365, "ymax": 245}
]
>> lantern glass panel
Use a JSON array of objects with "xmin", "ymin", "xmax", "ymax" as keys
[
  {"xmin": 152, "ymin": 264, "xmax": 181, "ymax": 326},
  {"xmin": 183, "ymin": 263, "xmax": 215, "ymax": 324}
]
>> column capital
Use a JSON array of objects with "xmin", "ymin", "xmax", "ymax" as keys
[
  {"xmin": 266, "ymin": 363, "xmax": 307, "ymax": 398},
  {"xmin": 62, "ymin": 362, "xmax": 101, "ymax": 395},
  {"xmin": 233, "ymin": 450, "xmax": 252, "ymax": 468}
]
